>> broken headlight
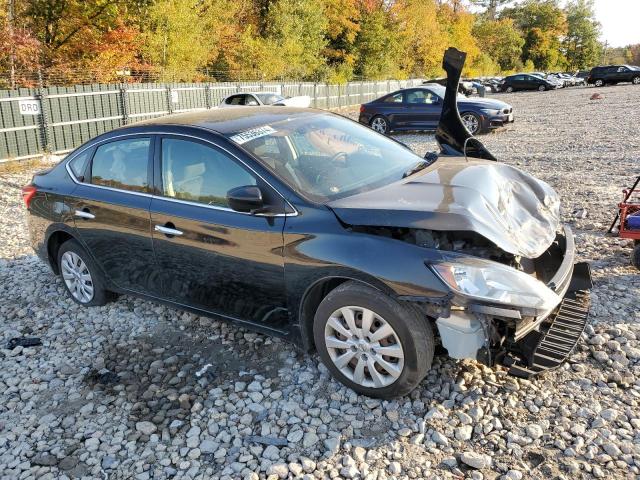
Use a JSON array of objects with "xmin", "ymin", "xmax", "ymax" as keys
[{"xmin": 430, "ymin": 257, "xmax": 560, "ymax": 315}]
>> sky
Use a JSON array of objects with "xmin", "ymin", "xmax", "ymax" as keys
[{"xmin": 593, "ymin": 0, "xmax": 640, "ymax": 47}]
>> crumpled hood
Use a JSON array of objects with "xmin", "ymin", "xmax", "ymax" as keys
[{"xmin": 328, "ymin": 157, "xmax": 561, "ymax": 258}]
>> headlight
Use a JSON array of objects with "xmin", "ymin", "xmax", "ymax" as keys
[
  {"xmin": 480, "ymin": 108, "xmax": 499, "ymax": 115},
  {"xmin": 430, "ymin": 257, "xmax": 560, "ymax": 314}
]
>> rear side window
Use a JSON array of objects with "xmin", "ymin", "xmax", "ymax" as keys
[
  {"xmin": 161, "ymin": 138, "xmax": 256, "ymax": 208},
  {"xmin": 225, "ymin": 95, "xmax": 246, "ymax": 105},
  {"xmin": 383, "ymin": 92, "xmax": 403, "ymax": 103},
  {"xmin": 91, "ymin": 138, "xmax": 151, "ymax": 192},
  {"xmin": 68, "ymin": 150, "xmax": 92, "ymax": 181}
]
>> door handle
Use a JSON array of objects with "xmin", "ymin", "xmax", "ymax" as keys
[
  {"xmin": 74, "ymin": 210, "xmax": 95, "ymax": 220},
  {"xmin": 155, "ymin": 224, "xmax": 183, "ymax": 236}
]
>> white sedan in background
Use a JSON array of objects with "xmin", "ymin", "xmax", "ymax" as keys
[{"xmin": 219, "ymin": 92, "xmax": 311, "ymax": 108}]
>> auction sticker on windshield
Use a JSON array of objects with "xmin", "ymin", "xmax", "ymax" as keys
[{"xmin": 230, "ymin": 126, "xmax": 276, "ymax": 144}]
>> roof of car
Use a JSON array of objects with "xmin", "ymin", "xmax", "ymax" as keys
[{"xmin": 134, "ymin": 107, "xmax": 324, "ymax": 135}]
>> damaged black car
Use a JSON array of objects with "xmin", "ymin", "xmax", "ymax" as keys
[{"xmin": 24, "ymin": 48, "xmax": 592, "ymax": 398}]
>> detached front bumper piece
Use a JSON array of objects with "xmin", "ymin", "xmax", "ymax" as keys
[{"xmin": 503, "ymin": 262, "xmax": 592, "ymax": 378}]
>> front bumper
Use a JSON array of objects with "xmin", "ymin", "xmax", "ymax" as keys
[
  {"xmin": 503, "ymin": 263, "xmax": 592, "ymax": 378},
  {"xmin": 485, "ymin": 110, "xmax": 514, "ymax": 129}
]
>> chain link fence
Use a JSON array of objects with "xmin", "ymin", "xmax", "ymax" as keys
[{"xmin": 0, "ymin": 79, "xmax": 423, "ymax": 163}]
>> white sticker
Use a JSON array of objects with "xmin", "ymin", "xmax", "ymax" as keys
[
  {"xmin": 230, "ymin": 125, "xmax": 276, "ymax": 144},
  {"xmin": 170, "ymin": 90, "xmax": 179, "ymax": 104},
  {"xmin": 18, "ymin": 100, "xmax": 40, "ymax": 115}
]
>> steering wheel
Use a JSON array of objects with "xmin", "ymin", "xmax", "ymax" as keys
[{"xmin": 330, "ymin": 151, "xmax": 349, "ymax": 166}]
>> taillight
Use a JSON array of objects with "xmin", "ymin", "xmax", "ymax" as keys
[
  {"xmin": 22, "ymin": 185, "xmax": 37, "ymax": 209},
  {"xmin": 359, "ymin": 105, "xmax": 365, "ymax": 113}
]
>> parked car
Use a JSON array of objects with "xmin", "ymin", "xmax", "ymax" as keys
[
  {"xmin": 23, "ymin": 47, "xmax": 591, "ymax": 398},
  {"xmin": 500, "ymin": 73, "xmax": 558, "ymax": 92},
  {"xmin": 424, "ymin": 78, "xmax": 474, "ymax": 96},
  {"xmin": 220, "ymin": 92, "xmax": 311, "ymax": 107},
  {"xmin": 587, "ymin": 65, "xmax": 640, "ymax": 87},
  {"xmin": 358, "ymin": 84, "xmax": 514, "ymax": 135}
]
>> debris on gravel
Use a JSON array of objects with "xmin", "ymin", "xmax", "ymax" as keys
[{"xmin": 1, "ymin": 85, "xmax": 639, "ymax": 479}]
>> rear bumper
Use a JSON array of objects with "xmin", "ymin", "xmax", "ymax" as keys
[{"xmin": 358, "ymin": 112, "xmax": 373, "ymax": 126}]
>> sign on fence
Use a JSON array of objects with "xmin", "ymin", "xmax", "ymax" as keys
[{"xmin": 18, "ymin": 100, "xmax": 41, "ymax": 115}]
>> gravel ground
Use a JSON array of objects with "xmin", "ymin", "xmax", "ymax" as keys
[{"xmin": 1, "ymin": 85, "xmax": 639, "ymax": 480}]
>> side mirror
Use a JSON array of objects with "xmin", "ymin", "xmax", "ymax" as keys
[{"xmin": 227, "ymin": 185, "xmax": 264, "ymax": 213}]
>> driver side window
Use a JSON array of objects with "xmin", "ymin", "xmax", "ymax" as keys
[{"xmin": 161, "ymin": 138, "xmax": 257, "ymax": 208}]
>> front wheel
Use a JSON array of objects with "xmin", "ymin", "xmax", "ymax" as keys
[
  {"xmin": 594, "ymin": 79, "xmax": 605, "ymax": 87},
  {"xmin": 538, "ymin": 85, "xmax": 546, "ymax": 92},
  {"xmin": 461, "ymin": 112, "xmax": 481, "ymax": 135},
  {"xmin": 58, "ymin": 239, "xmax": 111, "ymax": 306},
  {"xmin": 505, "ymin": 86, "xmax": 514, "ymax": 93},
  {"xmin": 313, "ymin": 281, "xmax": 434, "ymax": 398},
  {"xmin": 632, "ymin": 243, "xmax": 640, "ymax": 270},
  {"xmin": 370, "ymin": 116, "xmax": 389, "ymax": 135}
]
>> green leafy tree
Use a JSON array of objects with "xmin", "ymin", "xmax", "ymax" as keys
[
  {"xmin": 562, "ymin": 0, "xmax": 601, "ymax": 70},
  {"xmin": 353, "ymin": 8, "xmax": 401, "ymax": 79},
  {"xmin": 501, "ymin": 0, "xmax": 567, "ymax": 70},
  {"xmin": 473, "ymin": 18, "xmax": 523, "ymax": 70}
]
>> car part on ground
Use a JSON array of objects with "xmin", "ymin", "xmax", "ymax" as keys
[{"xmin": 23, "ymin": 47, "xmax": 591, "ymax": 398}]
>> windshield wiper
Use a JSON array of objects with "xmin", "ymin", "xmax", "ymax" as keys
[{"xmin": 402, "ymin": 161, "xmax": 428, "ymax": 178}]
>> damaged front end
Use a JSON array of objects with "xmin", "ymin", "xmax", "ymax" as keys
[
  {"xmin": 431, "ymin": 47, "xmax": 593, "ymax": 377},
  {"xmin": 332, "ymin": 47, "xmax": 593, "ymax": 378}
]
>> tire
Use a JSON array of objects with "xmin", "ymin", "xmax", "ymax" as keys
[
  {"xmin": 538, "ymin": 85, "xmax": 546, "ymax": 92},
  {"xmin": 632, "ymin": 76, "xmax": 640, "ymax": 85},
  {"xmin": 505, "ymin": 86, "xmax": 514, "ymax": 93},
  {"xmin": 313, "ymin": 281, "xmax": 434, "ymax": 398},
  {"xmin": 57, "ymin": 239, "xmax": 111, "ymax": 306},
  {"xmin": 594, "ymin": 79, "xmax": 604, "ymax": 87},
  {"xmin": 370, "ymin": 115, "xmax": 389, "ymax": 135},
  {"xmin": 632, "ymin": 243, "xmax": 640, "ymax": 270},
  {"xmin": 461, "ymin": 112, "xmax": 482, "ymax": 135}
]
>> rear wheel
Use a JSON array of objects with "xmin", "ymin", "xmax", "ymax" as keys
[
  {"xmin": 632, "ymin": 76, "xmax": 640, "ymax": 85},
  {"xmin": 313, "ymin": 281, "xmax": 434, "ymax": 398},
  {"xmin": 632, "ymin": 243, "xmax": 640, "ymax": 270},
  {"xmin": 538, "ymin": 84, "xmax": 546, "ymax": 92},
  {"xmin": 58, "ymin": 239, "xmax": 110, "ymax": 306},
  {"xmin": 461, "ymin": 112, "xmax": 481, "ymax": 135},
  {"xmin": 594, "ymin": 79, "xmax": 605, "ymax": 87},
  {"xmin": 370, "ymin": 116, "xmax": 389, "ymax": 134}
]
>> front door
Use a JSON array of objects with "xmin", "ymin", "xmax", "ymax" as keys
[
  {"xmin": 149, "ymin": 135, "xmax": 289, "ymax": 329},
  {"xmin": 69, "ymin": 136, "xmax": 156, "ymax": 292},
  {"xmin": 404, "ymin": 89, "xmax": 442, "ymax": 128}
]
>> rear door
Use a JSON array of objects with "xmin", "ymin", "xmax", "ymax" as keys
[
  {"xmin": 68, "ymin": 136, "xmax": 156, "ymax": 292},
  {"xmin": 148, "ymin": 135, "xmax": 289, "ymax": 329}
]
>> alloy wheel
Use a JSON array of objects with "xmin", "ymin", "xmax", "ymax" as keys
[
  {"xmin": 371, "ymin": 117, "xmax": 387, "ymax": 134},
  {"xmin": 461, "ymin": 113, "xmax": 480, "ymax": 134},
  {"xmin": 324, "ymin": 306, "xmax": 404, "ymax": 388},
  {"xmin": 633, "ymin": 77, "xmax": 640, "ymax": 85},
  {"xmin": 595, "ymin": 79, "xmax": 604, "ymax": 87},
  {"xmin": 61, "ymin": 251, "xmax": 94, "ymax": 303}
]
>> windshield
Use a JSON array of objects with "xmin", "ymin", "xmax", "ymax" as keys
[
  {"xmin": 256, "ymin": 93, "xmax": 285, "ymax": 105},
  {"xmin": 229, "ymin": 113, "xmax": 423, "ymax": 202}
]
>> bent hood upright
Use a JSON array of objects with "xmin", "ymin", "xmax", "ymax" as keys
[{"xmin": 328, "ymin": 157, "xmax": 561, "ymax": 259}]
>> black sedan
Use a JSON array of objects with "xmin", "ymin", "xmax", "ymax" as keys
[
  {"xmin": 23, "ymin": 49, "xmax": 590, "ymax": 398},
  {"xmin": 358, "ymin": 84, "xmax": 513, "ymax": 135},
  {"xmin": 500, "ymin": 74, "xmax": 558, "ymax": 93}
]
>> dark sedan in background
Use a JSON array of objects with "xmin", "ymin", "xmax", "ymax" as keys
[
  {"xmin": 500, "ymin": 73, "xmax": 559, "ymax": 93},
  {"xmin": 358, "ymin": 84, "xmax": 513, "ymax": 135}
]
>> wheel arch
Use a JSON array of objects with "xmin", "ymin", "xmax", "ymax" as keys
[
  {"xmin": 298, "ymin": 276, "xmax": 392, "ymax": 352},
  {"xmin": 46, "ymin": 228, "xmax": 77, "ymax": 275}
]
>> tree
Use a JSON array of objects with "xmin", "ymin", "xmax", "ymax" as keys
[
  {"xmin": 322, "ymin": 0, "xmax": 360, "ymax": 82},
  {"xmin": 473, "ymin": 18, "xmax": 524, "ymax": 70},
  {"xmin": 501, "ymin": 0, "xmax": 567, "ymax": 70},
  {"xmin": 469, "ymin": 0, "xmax": 514, "ymax": 20},
  {"xmin": 144, "ymin": 0, "xmax": 213, "ymax": 81},
  {"xmin": 562, "ymin": 0, "xmax": 601, "ymax": 70},
  {"xmin": 353, "ymin": 7, "xmax": 401, "ymax": 79}
]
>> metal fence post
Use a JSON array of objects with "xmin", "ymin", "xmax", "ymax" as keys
[
  {"xmin": 205, "ymin": 84, "xmax": 212, "ymax": 109},
  {"xmin": 313, "ymin": 83, "xmax": 317, "ymax": 108},
  {"xmin": 120, "ymin": 85, "xmax": 129, "ymax": 125},
  {"xmin": 36, "ymin": 90, "xmax": 51, "ymax": 153},
  {"xmin": 166, "ymin": 86, "xmax": 173, "ymax": 114}
]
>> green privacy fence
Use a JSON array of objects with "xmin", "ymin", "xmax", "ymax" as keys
[{"xmin": 0, "ymin": 79, "xmax": 423, "ymax": 162}]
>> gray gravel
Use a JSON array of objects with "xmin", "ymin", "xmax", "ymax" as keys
[{"xmin": 1, "ymin": 84, "xmax": 639, "ymax": 480}]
